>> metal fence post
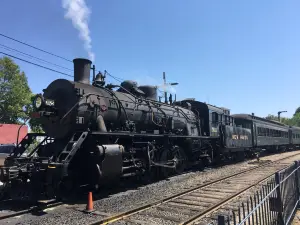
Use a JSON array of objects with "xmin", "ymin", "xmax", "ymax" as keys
[
  {"xmin": 275, "ymin": 172, "xmax": 284, "ymax": 225},
  {"xmin": 295, "ymin": 161, "xmax": 300, "ymax": 202},
  {"xmin": 218, "ymin": 215, "xmax": 225, "ymax": 225}
]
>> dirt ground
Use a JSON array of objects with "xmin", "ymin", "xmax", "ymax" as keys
[{"xmin": 292, "ymin": 210, "xmax": 300, "ymax": 225}]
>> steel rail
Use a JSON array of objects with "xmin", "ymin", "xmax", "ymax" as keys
[
  {"xmin": 180, "ymin": 164, "xmax": 290, "ymax": 224},
  {"xmin": 88, "ymin": 151, "xmax": 300, "ymax": 225}
]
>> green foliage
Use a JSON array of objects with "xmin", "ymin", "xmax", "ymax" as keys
[
  {"xmin": 266, "ymin": 113, "xmax": 300, "ymax": 127},
  {"xmin": 26, "ymin": 139, "xmax": 40, "ymax": 154},
  {"xmin": 295, "ymin": 107, "xmax": 300, "ymax": 116},
  {"xmin": 265, "ymin": 114, "xmax": 278, "ymax": 121},
  {"xmin": 28, "ymin": 95, "xmax": 44, "ymax": 133},
  {"xmin": 0, "ymin": 57, "xmax": 31, "ymax": 123},
  {"xmin": 0, "ymin": 56, "xmax": 43, "ymax": 132},
  {"xmin": 287, "ymin": 113, "xmax": 300, "ymax": 127}
]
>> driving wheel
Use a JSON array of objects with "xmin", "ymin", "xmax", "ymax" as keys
[{"xmin": 159, "ymin": 146, "xmax": 187, "ymax": 178}]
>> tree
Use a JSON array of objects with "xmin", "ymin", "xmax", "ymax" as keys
[
  {"xmin": 27, "ymin": 95, "xmax": 44, "ymax": 133},
  {"xmin": 288, "ymin": 113, "xmax": 300, "ymax": 127},
  {"xmin": 295, "ymin": 107, "xmax": 300, "ymax": 116},
  {"xmin": 0, "ymin": 56, "xmax": 31, "ymax": 123},
  {"xmin": 0, "ymin": 56, "xmax": 43, "ymax": 132},
  {"xmin": 265, "ymin": 114, "xmax": 278, "ymax": 121},
  {"xmin": 265, "ymin": 113, "xmax": 300, "ymax": 127}
]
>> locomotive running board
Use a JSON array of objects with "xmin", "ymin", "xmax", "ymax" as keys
[{"xmin": 91, "ymin": 131, "xmax": 219, "ymax": 139}]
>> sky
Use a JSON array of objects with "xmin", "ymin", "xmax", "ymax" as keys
[{"xmin": 0, "ymin": 0, "xmax": 300, "ymax": 118}]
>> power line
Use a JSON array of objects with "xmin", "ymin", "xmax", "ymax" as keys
[
  {"xmin": 0, "ymin": 52, "xmax": 73, "ymax": 78},
  {"xmin": 1, "ymin": 51, "xmax": 124, "ymax": 82},
  {"xmin": 0, "ymin": 33, "xmax": 72, "ymax": 62},
  {"xmin": 104, "ymin": 70, "xmax": 124, "ymax": 83},
  {"xmin": 0, "ymin": 43, "xmax": 73, "ymax": 71},
  {"xmin": 0, "ymin": 34, "xmax": 129, "ymax": 83}
]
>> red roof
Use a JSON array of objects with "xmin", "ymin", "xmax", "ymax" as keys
[{"xmin": 0, "ymin": 124, "xmax": 28, "ymax": 144}]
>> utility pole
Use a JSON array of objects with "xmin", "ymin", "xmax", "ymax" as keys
[
  {"xmin": 161, "ymin": 72, "xmax": 178, "ymax": 104},
  {"xmin": 278, "ymin": 111, "xmax": 287, "ymax": 122},
  {"xmin": 163, "ymin": 72, "xmax": 167, "ymax": 104}
]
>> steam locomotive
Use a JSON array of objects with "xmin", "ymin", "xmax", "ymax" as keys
[{"xmin": 0, "ymin": 58, "xmax": 299, "ymax": 200}]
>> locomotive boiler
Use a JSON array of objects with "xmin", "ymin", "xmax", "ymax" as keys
[{"xmin": 33, "ymin": 58, "xmax": 199, "ymax": 140}]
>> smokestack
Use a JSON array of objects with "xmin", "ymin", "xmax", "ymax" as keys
[{"xmin": 73, "ymin": 58, "xmax": 92, "ymax": 84}]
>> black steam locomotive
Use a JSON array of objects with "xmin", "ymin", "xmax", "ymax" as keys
[{"xmin": 0, "ymin": 58, "xmax": 298, "ymax": 199}]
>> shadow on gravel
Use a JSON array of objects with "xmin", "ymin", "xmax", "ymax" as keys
[{"xmin": 0, "ymin": 199, "xmax": 38, "ymax": 211}]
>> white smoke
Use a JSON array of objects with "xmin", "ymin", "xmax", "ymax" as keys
[
  {"xmin": 135, "ymin": 75, "xmax": 158, "ymax": 86},
  {"xmin": 62, "ymin": 0, "xmax": 95, "ymax": 62},
  {"xmin": 134, "ymin": 75, "xmax": 177, "ymax": 94},
  {"xmin": 157, "ymin": 83, "xmax": 177, "ymax": 94}
]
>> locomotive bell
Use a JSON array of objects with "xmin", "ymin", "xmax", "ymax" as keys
[
  {"xmin": 93, "ymin": 72, "xmax": 105, "ymax": 87},
  {"xmin": 73, "ymin": 58, "xmax": 92, "ymax": 84}
]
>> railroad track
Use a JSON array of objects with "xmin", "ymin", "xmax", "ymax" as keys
[
  {"xmin": 0, "ymin": 199, "xmax": 63, "ymax": 221},
  {"xmin": 88, "ymin": 152, "xmax": 300, "ymax": 225}
]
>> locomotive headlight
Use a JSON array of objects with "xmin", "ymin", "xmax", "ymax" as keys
[
  {"xmin": 32, "ymin": 94, "xmax": 55, "ymax": 112},
  {"xmin": 33, "ymin": 94, "xmax": 43, "ymax": 110}
]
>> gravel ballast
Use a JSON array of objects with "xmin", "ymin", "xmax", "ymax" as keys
[{"xmin": 1, "ymin": 151, "xmax": 300, "ymax": 225}]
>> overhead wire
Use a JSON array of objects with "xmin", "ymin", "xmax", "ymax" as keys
[
  {"xmin": 0, "ymin": 48, "xmax": 124, "ymax": 83},
  {"xmin": 0, "ymin": 33, "xmax": 127, "ymax": 83},
  {"xmin": 0, "ymin": 43, "xmax": 73, "ymax": 71},
  {"xmin": 104, "ymin": 70, "xmax": 124, "ymax": 83},
  {"xmin": 0, "ymin": 52, "xmax": 73, "ymax": 78},
  {"xmin": 0, "ymin": 33, "xmax": 72, "ymax": 62}
]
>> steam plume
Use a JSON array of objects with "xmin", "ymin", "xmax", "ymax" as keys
[
  {"xmin": 135, "ymin": 75, "xmax": 177, "ymax": 94},
  {"xmin": 157, "ymin": 83, "xmax": 176, "ymax": 94},
  {"xmin": 62, "ymin": 0, "xmax": 95, "ymax": 62}
]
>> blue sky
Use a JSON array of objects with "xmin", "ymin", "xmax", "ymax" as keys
[{"xmin": 0, "ymin": 0, "xmax": 299, "ymax": 118}]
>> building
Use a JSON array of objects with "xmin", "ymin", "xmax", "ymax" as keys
[{"xmin": 0, "ymin": 124, "xmax": 28, "ymax": 144}]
